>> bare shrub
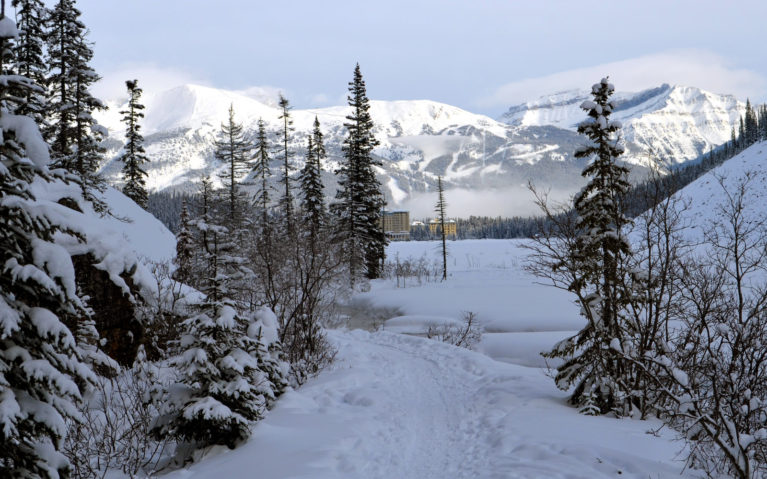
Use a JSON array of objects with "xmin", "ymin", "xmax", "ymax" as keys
[
  {"xmin": 426, "ymin": 311, "xmax": 482, "ymax": 350},
  {"xmin": 63, "ymin": 351, "xmax": 173, "ymax": 478}
]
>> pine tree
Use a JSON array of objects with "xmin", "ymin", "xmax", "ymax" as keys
[
  {"xmin": 118, "ymin": 79, "xmax": 149, "ymax": 208},
  {"xmin": 543, "ymin": 78, "xmax": 633, "ymax": 415},
  {"xmin": 332, "ymin": 63, "xmax": 387, "ymax": 283},
  {"xmin": 10, "ymin": 0, "xmax": 46, "ymax": 123},
  {"xmin": 0, "ymin": 8, "xmax": 92, "ymax": 476},
  {"xmin": 173, "ymin": 199, "xmax": 194, "ymax": 284},
  {"xmin": 276, "ymin": 94, "xmax": 295, "ymax": 234},
  {"xmin": 155, "ymin": 221, "xmax": 269, "ymax": 451},
  {"xmin": 45, "ymin": 0, "xmax": 106, "ymax": 191},
  {"xmin": 299, "ymin": 116, "xmax": 326, "ymax": 242},
  {"xmin": 215, "ymin": 104, "xmax": 250, "ymax": 223},
  {"xmin": 435, "ymin": 176, "xmax": 448, "ymax": 281}
]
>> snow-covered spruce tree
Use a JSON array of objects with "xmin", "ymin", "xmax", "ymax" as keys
[
  {"xmin": 299, "ymin": 117, "xmax": 326, "ymax": 243},
  {"xmin": 215, "ymin": 104, "xmax": 251, "ymax": 223},
  {"xmin": 276, "ymin": 94, "xmax": 295, "ymax": 235},
  {"xmin": 45, "ymin": 0, "xmax": 106, "ymax": 197},
  {"xmin": 173, "ymin": 199, "xmax": 194, "ymax": 284},
  {"xmin": 118, "ymin": 79, "xmax": 149, "ymax": 208},
  {"xmin": 332, "ymin": 63, "xmax": 387, "ymax": 283},
  {"xmin": 0, "ymin": 8, "xmax": 93, "ymax": 476},
  {"xmin": 245, "ymin": 307, "xmax": 289, "ymax": 407},
  {"xmin": 435, "ymin": 176, "xmax": 448, "ymax": 281},
  {"xmin": 541, "ymin": 78, "xmax": 633, "ymax": 415},
  {"xmin": 10, "ymin": 0, "xmax": 47, "ymax": 123},
  {"xmin": 154, "ymin": 220, "xmax": 269, "ymax": 454}
]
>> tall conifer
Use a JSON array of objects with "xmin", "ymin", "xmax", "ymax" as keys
[
  {"xmin": 45, "ymin": 0, "xmax": 106, "ymax": 194},
  {"xmin": 118, "ymin": 79, "xmax": 149, "ymax": 208},
  {"xmin": 0, "ymin": 7, "xmax": 92, "ymax": 475},
  {"xmin": 543, "ymin": 78, "xmax": 633, "ymax": 415},
  {"xmin": 300, "ymin": 117, "xmax": 326, "ymax": 242},
  {"xmin": 435, "ymin": 176, "xmax": 448, "ymax": 280},
  {"xmin": 276, "ymin": 94, "xmax": 295, "ymax": 234},
  {"xmin": 332, "ymin": 64, "xmax": 386, "ymax": 282},
  {"xmin": 10, "ymin": 0, "xmax": 46, "ymax": 123},
  {"xmin": 214, "ymin": 104, "xmax": 250, "ymax": 222}
]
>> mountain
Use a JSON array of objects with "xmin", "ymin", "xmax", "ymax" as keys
[
  {"xmin": 501, "ymin": 84, "xmax": 743, "ymax": 167},
  {"xmin": 95, "ymin": 83, "xmax": 743, "ymax": 215}
]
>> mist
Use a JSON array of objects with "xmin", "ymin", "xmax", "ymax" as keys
[{"xmin": 392, "ymin": 185, "xmax": 579, "ymax": 220}]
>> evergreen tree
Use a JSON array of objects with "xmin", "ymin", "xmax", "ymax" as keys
[
  {"xmin": 252, "ymin": 118, "xmax": 272, "ymax": 229},
  {"xmin": 155, "ymin": 221, "xmax": 269, "ymax": 451},
  {"xmin": 332, "ymin": 63, "xmax": 387, "ymax": 282},
  {"xmin": 45, "ymin": 0, "xmax": 106, "ymax": 191},
  {"xmin": 435, "ymin": 176, "xmax": 448, "ymax": 281},
  {"xmin": 276, "ymin": 94, "xmax": 295, "ymax": 234},
  {"xmin": 543, "ymin": 78, "xmax": 633, "ymax": 415},
  {"xmin": 215, "ymin": 104, "xmax": 250, "ymax": 222},
  {"xmin": 299, "ymin": 116, "xmax": 326, "ymax": 242},
  {"xmin": 10, "ymin": 0, "xmax": 47, "ymax": 123},
  {"xmin": 0, "ymin": 8, "xmax": 92, "ymax": 476},
  {"xmin": 118, "ymin": 79, "xmax": 149, "ymax": 208},
  {"xmin": 173, "ymin": 199, "xmax": 194, "ymax": 284},
  {"xmin": 744, "ymin": 99, "xmax": 758, "ymax": 146}
]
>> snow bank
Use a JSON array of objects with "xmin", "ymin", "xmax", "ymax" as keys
[{"xmin": 28, "ymin": 177, "xmax": 177, "ymax": 299}]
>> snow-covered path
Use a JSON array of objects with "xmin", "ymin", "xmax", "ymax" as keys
[{"xmin": 170, "ymin": 330, "xmax": 698, "ymax": 479}]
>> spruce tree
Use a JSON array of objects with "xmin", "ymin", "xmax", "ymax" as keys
[
  {"xmin": 0, "ymin": 8, "xmax": 92, "ymax": 476},
  {"xmin": 156, "ymin": 221, "xmax": 268, "ymax": 451},
  {"xmin": 543, "ymin": 78, "xmax": 633, "ymax": 415},
  {"xmin": 173, "ymin": 199, "xmax": 194, "ymax": 284},
  {"xmin": 45, "ymin": 0, "xmax": 106, "ymax": 192},
  {"xmin": 299, "ymin": 116, "xmax": 326, "ymax": 242},
  {"xmin": 744, "ymin": 99, "xmax": 758, "ymax": 146},
  {"xmin": 252, "ymin": 118, "xmax": 272, "ymax": 229},
  {"xmin": 435, "ymin": 176, "xmax": 448, "ymax": 281},
  {"xmin": 10, "ymin": 0, "xmax": 46, "ymax": 123},
  {"xmin": 214, "ymin": 104, "xmax": 250, "ymax": 223},
  {"xmin": 332, "ymin": 63, "xmax": 387, "ymax": 282},
  {"xmin": 118, "ymin": 79, "xmax": 149, "ymax": 208},
  {"xmin": 276, "ymin": 94, "xmax": 295, "ymax": 235}
]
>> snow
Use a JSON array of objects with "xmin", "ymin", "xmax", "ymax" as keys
[
  {"xmin": 669, "ymin": 140, "xmax": 767, "ymax": 243},
  {"xmin": 168, "ymin": 329, "xmax": 698, "ymax": 478},
  {"xmin": 27, "ymin": 178, "xmax": 177, "ymax": 299},
  {"xmin": 0, "ymin": 16, "xmax": 18, "ymax": 38},
  {"xmin": 168, "ymin": 238, "xmax": 701, "ymax": 478}
]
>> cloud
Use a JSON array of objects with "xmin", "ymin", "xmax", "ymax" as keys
[
  {"xmin": 396, "ymin": 185, "xmax": 578, "ymax": 219},
  {"xmin": 94, "ymin": 64, "xmax": 210, "ymax": 103},
  {"xmin": 479, "ymin": 49, "xmax": 767, "ymax": 108},
  {"xmin": 235, "ymin": 85, "xmax": 284, "ymax": 108}
]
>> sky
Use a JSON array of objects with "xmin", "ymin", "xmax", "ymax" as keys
[{"xmin": 40, "ymin": 1, "xmax": 767, "ymax": 116}]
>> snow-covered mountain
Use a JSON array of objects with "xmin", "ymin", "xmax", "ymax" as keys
[
  {"xmin": 95, "ymin": 83, "xmax": 743, "ymax": 212},
  {"xmin": 501, "ymin": 84, "xmax": 743, "ymax": 167}
]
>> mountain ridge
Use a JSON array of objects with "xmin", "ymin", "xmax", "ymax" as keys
[{"xmin": 95, "ymin": 82, "xmax": 743, "ymax": 214}]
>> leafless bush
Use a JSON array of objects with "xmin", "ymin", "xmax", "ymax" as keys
[
  {"xmin": 426, "ymin": 311, "xmax": 482, "ymax": 350},
  {"xmin": 136, "ymin": 260, "xmax": 188, "ymax": 360},
  {"xmin": 383, "ymin": 253, "xmax": 442, "ymax": 287},
  {"xmin": 63, "ymin": 352, "xmax": 173, "ymax": 478}
]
